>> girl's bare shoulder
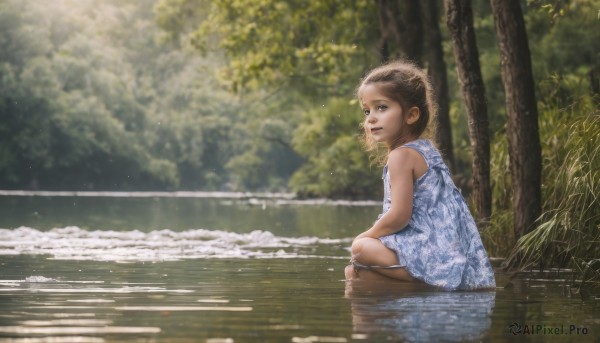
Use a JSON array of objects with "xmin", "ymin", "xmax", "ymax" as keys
[{"xmin": 387, "ymin": 145, "xmax": 427, "ymax": 180}]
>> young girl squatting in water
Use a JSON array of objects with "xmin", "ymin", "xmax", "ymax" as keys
[{"xmin": 345, "ymin": 60, "xmax": 496, "ymax": 291}]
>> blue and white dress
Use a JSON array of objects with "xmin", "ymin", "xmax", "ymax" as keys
[{"xmin": 378, "ymin": 139, "xmax": 496, "ymax": 290}]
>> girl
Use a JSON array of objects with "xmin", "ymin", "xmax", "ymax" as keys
[{"xmin": 345, "ymin": 60, "xmax": 496, "ymax": 291}]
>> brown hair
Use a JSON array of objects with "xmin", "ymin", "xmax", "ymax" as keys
[{"xmin": 357, "ymin": 60, "xmax": 438, "ymax": 160}]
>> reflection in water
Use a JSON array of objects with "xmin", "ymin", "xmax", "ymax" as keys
[
  {"xmin": 1, "ymin": 196, "xmax": 598, "ymax": 342},
  {"xmin": 346, "ymin": 280, "xmax": 495, "ymax": 342}
]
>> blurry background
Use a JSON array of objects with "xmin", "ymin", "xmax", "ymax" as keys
[{"xmin": 1, "ymin": 0, "xmax": 598, "ymax": 262}]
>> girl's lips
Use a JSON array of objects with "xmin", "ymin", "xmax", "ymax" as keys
[{"xmin": 371, "ymin": 127, "xmax": 382, "ymax": 133}]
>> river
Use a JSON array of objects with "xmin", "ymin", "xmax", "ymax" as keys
[{"xmin": 0, "ymin": 193, "xmax": 597, "ymax": 342}]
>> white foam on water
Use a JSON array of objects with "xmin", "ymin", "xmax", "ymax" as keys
[
  {"xmin": 19, "ymin": 319, "xmax": 113, "ymax": 326},
  {"xmin": 0, "ymin": 190, "xmax": 295, "ymax": 200},
  {"xmin": 0, "ymin": 326, "xmax": 161, "ymax": 335},
  {"xmin": 292, "ymin": 336, "xmax": 348, "ymax": 343},
  {"xmin": 0, "ymin": 190, "xmax": 380, "ymax": 207},
  {"xmin": 0, "ymin": 226, "xmax": 351, "ymax": 262},
  {"xmin": 197, "ymin": 299, "xmax": 230, "ymax": 303},
  {"xmin": 24, "ymin": 276, "xmax": 58, "ymax": 283},
  {"xmin": 26, "ymin": 287, "xmax": 180, "ymax": 293},
  {"xmin": 0, "ymin": 279, "xmax": 106, "ymax": 288},
  {"xmin": 66, "ymin": 299, "xmax": 115, "ymax": 303},
  {"xmin": 0, "ymin": 337, "xmax": 105, "ymax": 343},
  {"xmin": 114, "ymin": 306, "xmax": 253, "ymax": 312},
  {"xmin": 206, "ymin": 339, "xmax": 234, "ymax": 343}
]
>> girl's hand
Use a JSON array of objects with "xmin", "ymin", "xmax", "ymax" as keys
[
  {"xmin": 353, "ymin": 230, "xmax": 375, "ymax": 243},
  {"xmin": 352, "ymin": 231, "xmax": 367, "ymax": 243}
]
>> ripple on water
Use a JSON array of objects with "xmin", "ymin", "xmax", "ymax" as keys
[
  {"xmin": 0, "ymin": 337, "xmax": 106, "ymax": 343},
  {"xmin": 0, "ymin": 226, "xmax": 351, "ymax": 262},
  {"xmin": 0, "ymin": 326, "xmax": 161, "ymax": 335}
]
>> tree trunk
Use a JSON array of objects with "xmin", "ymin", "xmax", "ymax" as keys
[
  {"xmin": 424, "ymin": 0, "xmax": 455, "ymax": 172},
  {"xmin": 443, "ymin": 0, "xmax": 492, "ymax": 225},
  {"xmin": 375, "ymin": 0, "xmax": 400, "ymax": 62},
  {"xmin": 377, "ymin": 0, "xmax": 454, "ymax": 170},
  {"xmin": 375, "ymin": 0, "xmax": 423, "ymax": 65},
  {"xmin": 399, "ymin": 0, "xmax": 424, "ymax": 64},
  {"xmin": 490, "ymin": 0, "xmax": 542, "ymax": 239}
]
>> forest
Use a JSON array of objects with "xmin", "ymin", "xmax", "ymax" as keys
[{"xmin": 0, "ymin": 0, "xmax": 598, "ymax": 269}]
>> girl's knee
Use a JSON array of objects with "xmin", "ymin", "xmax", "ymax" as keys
[
  {"xmin": 350, "ymin": 239, "xmax": 363, "ymax": 257},
  {"xmin": 350, "ymin": 237, "xmax": 370, "ymax": 257},
  {"xmin": 351, "ymin": 237, "xmax": 380, "ymax": 260}
]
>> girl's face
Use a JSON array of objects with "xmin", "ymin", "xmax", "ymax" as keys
[{"xmin": 359, "ymin": 84, "xmax": 415, "ymax": 148}]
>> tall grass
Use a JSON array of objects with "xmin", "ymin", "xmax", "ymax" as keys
[
  {"xmin": 485, "ymin": 91, "xmax": 599, "ymax": 272},
  {"xmin": 481, "ymin": 125, "xmax": 513, "ymax": 258},
  {"xmin": 506, "ymin": 108, "xmax": 599, "ymax": 270}
]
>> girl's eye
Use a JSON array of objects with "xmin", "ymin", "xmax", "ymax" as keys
[
  {"xmin": 377, "ymin": 105, "xmax": 387, "ymax": 111},
  {"xmin": 363, "ymin": 109, "xmax": 370, "ymax": 116}
]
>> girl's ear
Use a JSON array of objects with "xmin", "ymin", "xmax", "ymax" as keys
[{"xmin": 406, "ymin": 107, "xmax": 421, "ymax": 125}]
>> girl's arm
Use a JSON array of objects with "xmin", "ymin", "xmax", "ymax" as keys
[{"xmin": 354, "ymin": 147, "xmax": 419, "ymax": 240}]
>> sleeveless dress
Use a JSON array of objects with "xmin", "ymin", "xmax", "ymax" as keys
[{"xmin": 378, "ymin": 139, "xmax": 496, "ymax": 290}]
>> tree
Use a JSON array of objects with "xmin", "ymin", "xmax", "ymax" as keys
[
  {"xmin": 155, "ymin": 0, "xmax": 466, "ymax": 198},
  {"xmin": 444, "ymin": 0, "xmax": 492, "ymax": 224},
  {"xmin": 178, "ymin": 0, "xmax": 378, "ymax": 97},
  {"xmin": 289, "ymin": 98, "xmax": 380, "ymax": 198},
  {"xmin": 156, "ymin": 0, "xmax": 384, "ymax": 195},
  {"xmin": 423, "ymin": 0, "xmax": 454, "ymax": 171},
  {"xmin": 490, "ymin": 0, "xmax": 542, "ymax": 238},
  {"xmin": 375, "ymin": 0, "xmax": 455, "ymax": 171},
  {"xmin": 0, "ymin": 0, "xmax": 232, "ymax": 191},
  {"xmin": 375, "ymin": 0, "xmax": 423, "ymax": 64}
]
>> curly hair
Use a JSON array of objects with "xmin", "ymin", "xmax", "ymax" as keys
[{"xmin": 356, "ymin": 60, "xmax": 438, "ymax": 162}]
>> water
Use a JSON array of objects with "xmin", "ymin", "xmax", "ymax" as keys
[{"xmin": 0, "ymin": 193, "xmax": 598, "ymax": 342}]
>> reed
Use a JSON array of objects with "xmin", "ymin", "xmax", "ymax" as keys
[
  {"xmin": 480, "ymin": 123, "xmax": 513, "ymax": 258},
  {"xmin": 499, "ymin": 95, "xmax": 599, "ymax": 274}
]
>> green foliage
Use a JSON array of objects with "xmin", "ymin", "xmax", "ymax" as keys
[
  {"xmin": 155, "ymin": 0, "xmax": 386, "ymax": 196},
  {"xmin": 169, "ymin": 0, "xmax": 379, "ymax": 97},
  {"xmin": 0, "ymin": 63, "xmax": 55, "ymax": 184},
  {"xmin": 481, "ymin": 128, "xmax": 514, "ymax": 257},
  {"xmin": 0, "ymin": 0, "xmax": 178, "ymax": 189},
  {"xmin": 1, "ymin": 0, "xmax": 598, "ymax": 228},
  {"xmin": 154, "ymin": 0, "xmax": 387, "ymax": 195},
  {"xmin": 225, "ymin": 111, "xmax": 303, "ymax": 192},
  {"xmin": 480, "ymin": 1, "xmax": 600, "ymax": 260},
  {"xmin": 505, "ymin": 97, "xmax": 599, "ymax": 270},
  {"xmin": 483, "ymin": 70, "xmax": 600, "ymax": 263},
  {"xmin": 0, "ymin": 0, "xmax": 242, "ymax": 190},
  {"xmin": 154, "ymin": 0, "xmax": 205, "ymax": 44},
  {"xmin": 290, "ymin": 98, "xmax": 380, "ymax": 198},
  {"xmin": 526, "ymin": 0, "xmax": 600, "ymax": 89}
]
